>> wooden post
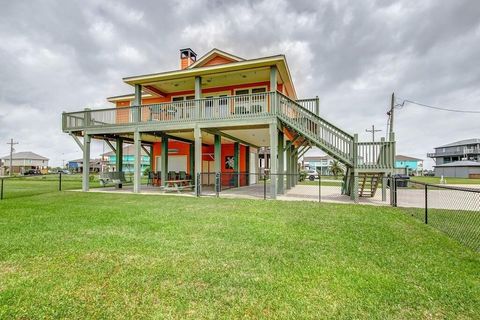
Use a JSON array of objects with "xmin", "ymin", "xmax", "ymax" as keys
[
  {"xmin": 133, "ymin": 84, "xmax": 142, "ymax": 122},
  {"xmin": 190, "ymin": 143, "xmax": 195, "ymax": 184},
  {"xmin": 286, "ymin": 143, "xmax": 291, "ymax": 190},
  {"xmin": 214, "ymin": 134, "xmax": 221, "ymax": 173},
  {"xmin": 269, "ymin": 123, "xmax": 278, "ymax": 199},
  {"xmin": 277, "ymin": 130, "xmax": 284, "ymax": 194},
  {"xmin": 245, "ymin": 146, "xmax": 250, "ymax": 186},
  {"xmin": 194, "ymin": 127, "xmax": 202, "ymax": 195},
  {"xmin": 133, "ymin": 131, "xmax": 142, "ymax": 193},
  {"xmin": 82, "ymin": 134, "xmax": 90, "ymax": 192},
  {"xmin": 195, "ymin": 76, "xmax": 202, "ymax": 119},
  {"xmin": 161, "ymin": 135, "xmax": 169, "ymax": 186},
  {"xmin": 116, "ymin": 137, "xmax": 123, "ymax": 172},
  {"xmin": 234, "ymin": 142, "xmax": 240, "ymax": 187}
]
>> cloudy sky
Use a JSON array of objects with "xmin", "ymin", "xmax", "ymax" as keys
[{"xmin": 1, "ymin": 0, "xmax": 479, "ymax": 168}]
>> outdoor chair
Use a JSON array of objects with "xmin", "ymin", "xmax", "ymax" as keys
[
  {"xmin": 179, "ymin": 171, "xmax": 187, "ymax": 180},
  {"xmin": 168, "ymin": 171, "xmax": 177, "ymax": 180}
]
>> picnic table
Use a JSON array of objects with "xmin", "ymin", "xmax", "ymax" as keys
[{"xmin": 162, "ymin": 179, "xmax": 194, "ymax": 193}]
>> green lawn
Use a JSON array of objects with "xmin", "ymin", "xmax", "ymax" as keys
[
  {"xmin": 0, "ymin": 174, "xmax": 140, "ymax": 199},
  {"xmin": 0, "ymin": 192, "xmax": 479, "ymax": 318},
  {"xmin": 412, "ymin": 176, "xmax": 480, "ymax": 185}
]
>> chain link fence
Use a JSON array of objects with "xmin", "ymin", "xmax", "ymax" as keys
[
  {"xmin": 0, "ymin": 173, "xmax": 113, "ymax": 200},
  {"xmin": 196, "ymin": 172, "xmax": 392, "ymax": 204},
  {"xmin": 393, "ymin": 178, "xmax": 480, "ymax": 252}
]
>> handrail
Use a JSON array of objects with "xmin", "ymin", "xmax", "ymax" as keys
[
  {"xmin": 277, "ymin": 92, "xmax": 353, "ymax": 139},
  {"xmin": 276, "ymin": 92, "xmax": 354, "ymax": 164}
]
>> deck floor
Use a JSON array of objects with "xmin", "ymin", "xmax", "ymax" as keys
[{"xmin": 87, "ymin": 183, "xmax": 391, "ymax": 206}]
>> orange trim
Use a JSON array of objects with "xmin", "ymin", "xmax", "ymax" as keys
[{"xmin": 144, "ymin": 85, "xmax": 167, "ymax": 97}]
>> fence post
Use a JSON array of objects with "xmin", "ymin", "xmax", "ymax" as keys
[
  {"xmin": 215, "ymin": 172, "xmax": 220, "ymax": 198},
  {"xmin": 424, "ymin": 184, "xmax": 428, "ymax": 224},
  {"xmin": 196, "ymin": 172, "xmax": 201, "ymax": 197},
  {"xmin": 263, "ymin": 173, "xmax": 267, "ymax": 200},
  {"xmin": 318, "ymin": 174, "xmax": 321, "ymax": 203},
  {"xmin": 393, "ymin": 177, "xmax": 398, "ymax": 207},
  {"xmin": 0, "ymin": 178, "xmax": 3, "ymax": 200},
  {"xmin": 382, "ymin": 177, "xmax": 386, "ymax": 201},
  {"xmin": 59, "ymin": 172, "xmax": 62, "ymax": 191}
]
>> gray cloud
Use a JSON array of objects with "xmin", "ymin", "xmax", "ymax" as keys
[{"xmin": 0, "ymin": 0, "xmax": 479, "ymax": 168}]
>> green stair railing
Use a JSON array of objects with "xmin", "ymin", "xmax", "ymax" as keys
[{"xmin": 276, "ymin": 92, "xmax": 354, "ymax": 166}]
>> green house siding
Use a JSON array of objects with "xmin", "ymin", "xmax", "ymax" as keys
[
  {"xmin": 395, "ymin": 160, "xmax": 419, "ymax": 170},
  {"xmin": 108, "ymin": 155, "xmax": 150, "ymax": 172}
]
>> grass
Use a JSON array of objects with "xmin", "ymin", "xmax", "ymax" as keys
[
  {"xmin": 0, "ymin": 174, "xmax": 144, "ymax": 199},
  {"xmin": 0, "ymin": 191, "xmax": 479, "ymax": 319},
  {"xmin": 399, "ymin": 206, "xmax": 480, "ymax": 252},
  {"xmin": 412, "ymin": 176, "xmax": 480, "ymax": 185}
]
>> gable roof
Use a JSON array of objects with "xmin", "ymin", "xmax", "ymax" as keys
[
  {"xmin": 122, "ymin": 52, "xmax": 297, "ymax": 99},
  {"xmin": 437, "ymin": 138, "xmax": 480, "ymax": 148},
  {"xmin": 395, "ymin": 155, "xmax": 423, "ymax": 162},
  {"xmin": 0, "ymin": 151, "xmax": 49, "ymax": 161},
  {"xmin": 187, "ymin": 48, "xmax": 245, "ymax": 69}
]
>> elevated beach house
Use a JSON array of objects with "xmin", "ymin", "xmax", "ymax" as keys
[{"xmin": 62, "ymin": 48, "xmax": 395, "ymax": 199}]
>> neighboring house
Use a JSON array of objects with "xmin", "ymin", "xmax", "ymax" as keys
[
  {"xmin": 67, "ymin": 158, "xmax": 104, "ymax": 173},
  {"xmin": 395, "ymin": 155, "xmax": 423, "ymax": 175},
  {"xmin": 62, "ymin": 47, "xmax": 395, "ymax": 198},
  {"xmin": 427, "ymin": 139, "xmax": 480, "ymax": 165},
  {"xmin": 0, "ymin": 151, "xmax": 49, "ymax": 174},
  {"xmin": 434, "ymin": 160, "xmax": 480, "ymax": 178},
  {"xmin": 102, "ymin": 145, "xmax": 150, "ymax": 173},
  {"xmin": 303, "ymin": 155, "xmax": 334, "ymax": 175}
]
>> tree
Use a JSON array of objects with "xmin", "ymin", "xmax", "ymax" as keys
[{"xmin": 330, "ymin": 160, "xmax": 344, "ymax": 179}]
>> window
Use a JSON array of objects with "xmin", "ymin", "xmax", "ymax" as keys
[
  {"xmin": 252, "ymin": 87, "xmax": 266, "ymax": 94},
  {"xmin": 234, "ymin": 87, "xmax": 267, "ymax": 114},
  {"xmin": 170, "ymin": 95, "xmax": 195, "ymax": 120}
]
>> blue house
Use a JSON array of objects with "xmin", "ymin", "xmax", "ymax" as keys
[
  {"xmin": 102, "ymin": 145, "xmax": 150, "ymax": 173},
  {"xmin": 395, "ymin": 155, "xmax": 423, "ymax": 175}
]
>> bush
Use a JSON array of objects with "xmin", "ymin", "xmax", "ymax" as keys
[
  {"xmin": 298, "ymin": 170, "xmax": 307, "ymax": 182},
  {"xmin": 143, "ymin": 167, "xmax": 151, "ymax": 176}
]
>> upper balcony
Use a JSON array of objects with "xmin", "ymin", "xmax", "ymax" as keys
[
  {"xmin": 62, "ymin": 92, "xmax": 319, "ymax": 132},
  {"xmin": 427, "ymin": 147, "xmax": 480, "ymax": 158}
]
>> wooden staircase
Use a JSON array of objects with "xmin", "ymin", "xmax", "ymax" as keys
[
  {"xmin": 358, "ymin": 173, "xmax": 383, "ymax": 197},
  {"xmin": 276, "ymin": 93, "xmax": 395, "ymax": 198}
]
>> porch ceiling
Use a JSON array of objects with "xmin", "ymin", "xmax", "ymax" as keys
[
  {"xmin": 89, "ymin": 126, "xmax": 272, "ymax": 148},
  {"xmin": 143, "ymin": 67, "xmax": 274, "ymax": 94},
  {"xmin": 165, "ymin": 127, "xmax": 270, "ymax": 147}
]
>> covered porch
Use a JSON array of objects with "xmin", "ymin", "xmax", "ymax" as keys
[{"xmin": 73, "ymin": 119, "xmax": 308, "ymax": 198}]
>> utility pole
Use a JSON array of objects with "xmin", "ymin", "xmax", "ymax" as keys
[
  {"xmin": 387, "ymin": 92, "xmax": 395, "ymax": 139},
  {"xmin": 366, "ymin": 125, "xmax": 382, "ymax": 142},
  {"xmin": 7, "ymin": 138, "xmax": 19, "ymax": 176}
]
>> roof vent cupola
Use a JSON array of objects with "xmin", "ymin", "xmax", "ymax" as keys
[{"xmin": 180, "ymin": 48, "xmax": 197, "ymax": 69}]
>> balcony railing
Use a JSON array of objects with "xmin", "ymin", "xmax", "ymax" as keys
[
  {"xmin": 62, "ymin": 91, "xmax": 395, "ymax": 170},
  {"xmin": 63, "ymin": 92, "xmax": 276, "ymax": 130},
  {"xmin": 427, "ymin": 148, "xmax": 480, "ymax": 158}
]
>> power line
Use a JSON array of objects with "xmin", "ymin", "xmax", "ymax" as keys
[{"xmin": 396, "ymin": 99, "xmax": 480, "ymax": 114}]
